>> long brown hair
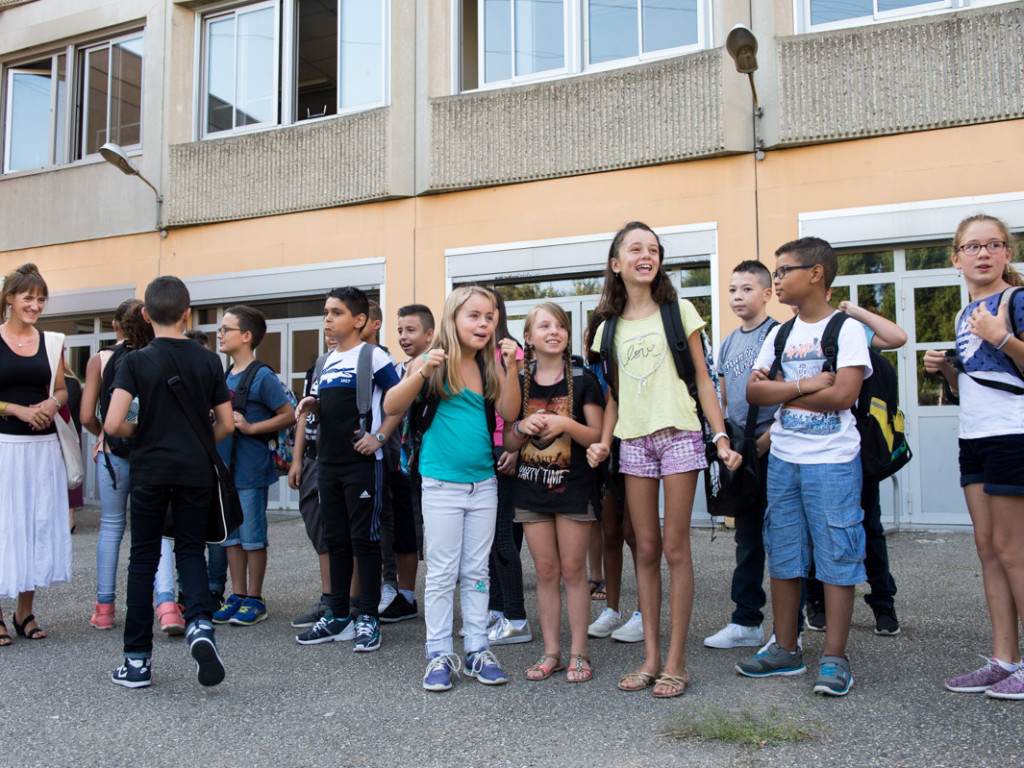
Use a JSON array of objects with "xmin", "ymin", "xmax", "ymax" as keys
[
  {"xmin": 521, "ymin": 302, "xmax": 574, "ymax": 422},
  {"xmin": 953, "ymin": 214, "xmax": 1023, "ymax": 288},
  {"xmin": 594, "ymin": 222, "xmax": 677, "ymax": 319},
  {"xmin": 1, "ymin": 263, "xmax": 48, "ymax": 323},
  {"xmin": 423, "ymin": 286, "xmax": 501, "ymax": 402}
]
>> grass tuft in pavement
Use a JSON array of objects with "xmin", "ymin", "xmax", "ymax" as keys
[{"xmin": 663, "ymin": 706, "xmax": 818, "ymax": 749}]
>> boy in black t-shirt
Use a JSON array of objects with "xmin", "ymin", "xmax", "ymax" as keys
[{"xmin": 105, "ymin": 276, "xmax": 235, "ymax": 689}]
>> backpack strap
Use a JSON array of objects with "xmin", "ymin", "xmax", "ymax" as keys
[
  {"xmin": 660, "ymin": 301, "xmax": 698, "ymax": 398},
  {"xmin": 228, "ymin": 359, "xmax": 272, "ymax": 473},
  {"xmin": 818, "ymin": 312, "xmax": 850, "ymax": 373},
  {"xmin": 599, "ymin": 313, "xmax": 619, "ymax": 401},
  {"xmin": 949, "ymin": 289, "xmax": 1024, "ymax": 394},
  {"xmin": 767, "ymin": 317, "xmax": 797, "ymax": 381},
  {"xmin": 353, "ymin": 343, "xmax": 377, "ymax": 439}
]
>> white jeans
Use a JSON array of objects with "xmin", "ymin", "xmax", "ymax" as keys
[{"xmin": 420, "ymin": 475, "xmax": 497, "ymax": 657}]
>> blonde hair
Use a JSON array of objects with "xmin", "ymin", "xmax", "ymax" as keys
[
  {"xmin": 953, "ymin": 214, "xmax": 1023, "ymax": 288},
  {"xmin": 424, "ymin": 286, "xmax": 501, "ymax": 402},
  {"xmin": 522, "ymin": 301, "xmax": 574, "ymax": 421}
]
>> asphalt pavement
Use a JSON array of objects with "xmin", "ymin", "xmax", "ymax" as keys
[{"xmin": 1, "ymin": 510, "xmax": 1021, "ymax": 768}]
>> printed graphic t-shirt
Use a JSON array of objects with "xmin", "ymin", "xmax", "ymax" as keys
[
  {"xmin": 513, "ymin": 368, "xmax": 604, "ymax": 514},
  {"xmin": 753, "ymin": 312, "xmax": 872, "ymax": 464},
  {"xmin": 717, "ymin": 317, "xmax": 778, "ymax": 436},
  {"xmin": 591, "ymin": 299, "xmax": 706, "ymax": 440}
]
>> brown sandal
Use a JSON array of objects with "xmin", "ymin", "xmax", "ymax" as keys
[
  {"xmin": 566, "ymin": 654, "xmax": 592, "ymax": 683},
  {"xmin": 652, "ymin": 671, "xmax": 690, "ymax": 698},
  {"xmin": 525, "ymin": 655, "xmax": 564, "ymax": 681},
  {"xmin": 618, "ymin": 669, "xmax": 659, "ymax": 691}
]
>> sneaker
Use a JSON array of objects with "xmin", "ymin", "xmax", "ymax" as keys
[
  {"xmin": 805, "ymin": 602, "xmax": 826, "ymax": 632},
  {"xmin": 588, "ymin": 608, "xmax": 621, "ymax": 639},
  {"xmin": 735, "ymin": 642, "xmax": 806, "ymax": 677},
  {"xmin": 379, "ymin": 593, "xmax": 418, "ymax": 623},
  {"xmin": 466, "ymin": 649, "xmax": 508, "ymax": 685},
  {"xmin": 378, "ymin": 583, "xmax": 398, "ymax": 613},
  {"xmin": 704, "ymin": 622, "xmax": 764, "ymax": 649},
  {"xmin": 423, "ymin": 652, "xmax": 462, "ymax": 691},
  {"xmin": 157, "ymin": 601, "xmax": 186, "ymax": 636},
  {"xmin": 229, "ymin": 597, "xmax": 267, "ymax": 626},
  {"xmin": 488, "ymin": 617, "xmax": 532, "ymax": 645},
  {"xmin": 90, "ymin": 602, "xmax": 115, "ymax": 630},
  {"xmin": 985, "ymin": 667, "xmax": 1024, "ymax": 700},
  {"xmin": 611, "ymin": 611, "xmax": 644, "ymax": 643},
  {"xmin": 945, "ymin": 657, "xmax": 1015, "ymax": 693},
  {"xmin": 759, "ymin": 633, "xmax": 803, "ymax": 654},
  {"xmin": 353, "ymin": 615, "xmax": 381, "ymax": 652},
  {"xmin": 186, "ymin": 619, "xmax": 225, "ymax": 687},
  {"xmin": 291, "ymin": 600, "xmax": 329, "ymax": 628},
  {"xmin": 295, "ymin": 610, "xmax": 356, "ymax": 645},
  {"xmin": 813, "ymin": 655, "xmax": 853, "ymax": 696},
  {"xmin": 212, "ymin": 594, "xmax": 244, "ymax": 624},
  {"xmin": 459, "ymin": 610, "xmax": 500, "ymax": 638},
  {"xmin": 111, "ymin": 657, "xmax": 152, "ymax": 688},
  {"xmin": 873, "ymin": 605, "xmax": 901, "ymax": 636}
]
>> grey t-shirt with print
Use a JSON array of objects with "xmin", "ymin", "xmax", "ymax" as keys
[{"xmin": 717, "ymin": 317, "xmax": 778, "ymax": 437}]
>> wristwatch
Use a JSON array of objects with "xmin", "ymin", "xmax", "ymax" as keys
[{"xmin": 374, "ymin": 432, "xmax": 386, "ymax": 444}]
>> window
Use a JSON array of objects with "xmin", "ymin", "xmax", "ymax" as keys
[
  {"xmin": 800, "ymin": 0, "xmax": 1011, "ymax": 31},
  {"xmin": 459, "ymin": 0, "xmax": 708, "ymax": 90},
  {"xmin": 200, "ymin": 0, "xmax": 387, "ymax": 138},
  {"xmin": 2, "ymin": 32, "xmax": 142, "ymax": 174}
]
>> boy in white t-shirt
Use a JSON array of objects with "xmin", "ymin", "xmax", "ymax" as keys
[{"xmin": 735, "ymin": 237, "xmax": 871, "ymax": 697}]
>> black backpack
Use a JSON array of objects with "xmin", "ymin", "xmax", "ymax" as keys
[
  {"xmin": 768, "ymin": 313, "xmax": 912, "ymax": 483},
  {"xmin": 99, "ymin": 342, "xmax": 134, "ymax": 459},
  {"xmin": 947, "ymin": 287, "xmax": 1024, "ymax": 396}
]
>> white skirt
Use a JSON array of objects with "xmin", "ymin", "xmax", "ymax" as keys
[{"xmin": 0, "ymin": 433, "xmax": 72, "ymax": 598}]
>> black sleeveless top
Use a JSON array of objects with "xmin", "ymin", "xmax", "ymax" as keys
[{"xmin": 0, "ymin": 329, "xmax": 55, "ymax": 436}]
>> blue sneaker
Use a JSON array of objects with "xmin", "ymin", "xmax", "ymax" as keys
[
  {"xmin": 353, "ymin": 614, "xmax": 381, "ymax": 652},
  {"xmin": 423, "ymin": 652, "xmax": 462, "ymax": 691},
  {"xmin": 111, "ymin": 657, "xmax": 152, "ymax": 688},
  {"xmin": 813, "ymin": 655, "xmax": 853, "ymax": 696},
  {"xmin": 295, "ymin": 610, "xmax": 355, "ymax": 644},
  {"xmin": 466, "ymin": 649, "xmax": 507, "ymax": 685},
  {"xmin": 212, "ymin": 594, "xmax": 243, "ymax": 624},
  {"xmin": 735, "ymin": 642, "xmax": 806, "ymax": 678},
  {"xmin": 186, "ymin": 619, "xmax": 225, "ymax": 687},
  {"xmin": 229, "ymin": 597, "xmax": 267, "ymax": 626}
]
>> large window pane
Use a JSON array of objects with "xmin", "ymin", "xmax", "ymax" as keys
[
  {"xmin": 206, "ymin": 16, "xmax": 236, "ymax": 132},
  {"xmin": 54, "ymin": 55, "xmax": 66, "ymax": 164},
  {"xmin": 914, "ymin": 285, "xmax": 959, "ymax": 343},
  {"xmin": 905, "ymin": 245, "xmax": 950, "ymax": 271},
  {"xmin": 858, "ymin": 283, "xmax": 897, "ymax": 321},
  {"xmin": 642, "ymin": 0, "xmax": 697, "ymax": 52},
  {"xmin": 84, "ymin": 47, "xmax": 110, "ymax": 155},
  {"xmin": 110, "ymin": 37, "xmax": 143, "ymax": 147},
  {"xmin": 589, "ymin": 0, "xmax": 638, "ymax": 64},
  {"xmin": 878, "ymin": 0, "xmax": 933, "ymax": 10},
  {"xmin": 236, "ymin": 7, "xmax": 275, "ymax": 126},
  {"xmin": 809, "ymin": 0, "xmax": 872, "ymax": 25},
  {"xmin": 837, "ymin": 249, "xmax": 894, "ymax": 276},
  {"xmin": 514, "ymin": 0, "xmax": 563, "ymax": 76},
  {"xmin": 297, "ymin": 0, "xmax": 338, "ymax": 120},
  {"xmin": 5, "ymin": 69, "xmax": 51, "ymax": 171},
  {"xmin": 339, "ymin": 0, "xmax": 383, "ymax": 109},
  {"xmin": 483, "ymin": 0, "xmax": 512, "ymax": 82}
]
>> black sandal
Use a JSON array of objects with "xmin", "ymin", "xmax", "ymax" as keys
[
  {"xmin": 13, "ymin": 613, "xmax": 46, "ymax": 640},
  {"xmin": 0, "ymin": 620, "xmax": 11, "ymax": 646}
]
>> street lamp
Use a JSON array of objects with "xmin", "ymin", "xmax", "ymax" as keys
[
  {"xmin": 726, "ymin": 24, "xmax": 764, "ymax": 161},
  {"xmin": 99, "ymin": 142, "xmax": 164, "ymax": 230}
]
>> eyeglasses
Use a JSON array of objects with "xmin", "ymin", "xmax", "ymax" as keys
[
  {"xmin": 771, "ymin": 264, "xmax": 815, "ymax": 281},
  {"xmin": 217, "ymin": 326, "xmax": 241, "ymax": 336},
  {"xmin": 957, "ymin": 241, "xmax": 1008, "ymax": 256}
]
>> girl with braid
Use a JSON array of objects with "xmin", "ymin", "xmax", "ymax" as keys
[{"xmin": 503, "ymin": 302, "xmax": 605, "ymax": 682}]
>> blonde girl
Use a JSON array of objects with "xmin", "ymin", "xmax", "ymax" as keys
[
  {"xmin": 502, "ymin": 302, "xmax": 604, "ymax": 682},
  {"xmin": 924, "ymin": 214, "xmax": 1024, "ymax": 700},
  {"xmin": 587, "ymin": 222, "xmax": 741, "ymax": 698},
  {"xmin": 384, "ymin": 286, "xmax": 520, "ymax": 691}
]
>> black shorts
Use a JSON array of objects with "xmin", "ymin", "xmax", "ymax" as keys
[{"xmin": 959, "ymin": 434, "xmax": 1024, "ymax": 496}]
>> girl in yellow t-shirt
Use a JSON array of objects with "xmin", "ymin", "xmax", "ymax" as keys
[{"xmin": 588, "ymin": 221, "xmax": 741, "ymax": 698}]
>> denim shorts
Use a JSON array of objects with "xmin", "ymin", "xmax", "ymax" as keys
[
  {"xmin": 763, "ymin": 456, "xmax": 866, "ymax": 586},
  {"xmin": 619, "ymin": 427, "xmax": 707, "ymax": 478},
  {"xmin": 959, "ymin": 435, "xmax": 1024, "ymax": 496},
  {"xmin": 222, "ymin": 486, "xmax": 269, "ymax": 549}
]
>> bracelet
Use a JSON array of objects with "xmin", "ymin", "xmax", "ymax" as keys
[
  {"xmin": 0, "ymin": 401, "xmax": 8, "ymax": 420},
  {"xmin": 710, "ymin": 431, "xmax": 728, "ymax": 445},
  {"xmin": 996, "ymin": 333, "xmax": 1013, "ymax": 350},
  {"xmin": 796, "ymin": 378, "xmax": 803, "ymax": 396},
  {"xmin": 418, "ymin": 367, "xmax": 430, "ymax": 380},
  {"xmin": 513, "ymin": 420, "xmax": 523, "ymax": 437},
  {"xmin": 50, "ymin": 395, "xmax": 61, "ymax": 409}
]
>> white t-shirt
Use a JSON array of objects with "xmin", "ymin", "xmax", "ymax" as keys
[{"xmin": 753, "ymin": 312, "xmax": 872, "ymax": 464}]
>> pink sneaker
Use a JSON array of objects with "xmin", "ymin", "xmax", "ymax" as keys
[
  {"xmin": 157, "ymin": 601, "xmax": 186, "ymax": 636},
  {"xmin": 90, "ymin": 602, "xmax": 115, "ymax": 630}
]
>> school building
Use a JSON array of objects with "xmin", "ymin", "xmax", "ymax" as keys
[{"xmin": 1, "ymin": 0, "xmax": 1022, "ymax": 522}]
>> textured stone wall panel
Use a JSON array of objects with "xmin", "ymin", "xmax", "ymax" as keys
[
  {"xmin": 429, "ymin": 52, "xmax": 724, "ymax": 191},
  {"xmin": 168, "ymin": 109, "xmax": 389, "ymax": 227},
  {"xmin": 778, "ymin": 5, "xmax": 1024, "ymax": 145}
]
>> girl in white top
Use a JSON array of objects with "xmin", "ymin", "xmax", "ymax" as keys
[{"xmin": 588, "ymin": 222, "xmax": 741, "ymax": 698}]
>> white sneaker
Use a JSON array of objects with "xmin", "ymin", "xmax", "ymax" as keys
[
  {"xmin": 759, "ymin": 632, "xmax": 803, "ymax": 654},
  {"xmin": 704, "ymin": 623, "xmax": 764, "ymax": 649},
  {"xmin": 610, "ymin": 611, "xmax": 644, "ymax": 643},
  {"xmin": 588, "ymin": 608, "xmax": 621, "ymax": 638},
  {"xmin": 378, "ymin": 584, "xmax": 397, "ymax": 613}
]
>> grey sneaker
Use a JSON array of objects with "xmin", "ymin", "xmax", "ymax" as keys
[
  {"xmin": 735, "ymin": 642, "xmax": 806, "ymax": 677},
  {"xmin": 291, "ymin": 600, "xmax": 329, "ymax": 628},
  {"xmin": 488, "ymin": 617, "xmax": 532, "ymax": 646},
  {"xmin": 946, "ymin": 657, "xmax": 1015, "ymax": 693},
  {"xmin": 813, "ymin": 655, "xmax": 853, "ymax": 696},
  {"xmin": 611, "ymin": 611, "xmax": 644, "ymax": 643},
  {"xmin": 588, "ymin": 607, "xmax": 621, "ymax": 638}
]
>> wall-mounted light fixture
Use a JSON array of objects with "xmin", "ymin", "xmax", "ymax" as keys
[
  {"xmin": 726, "ymin": 24, "xmax": 765, "ymax": 161},
  {"xmin": 99, "ymin": 142, "xmax": 164, "ymax": 231}
]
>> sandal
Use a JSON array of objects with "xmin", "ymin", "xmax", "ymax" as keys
[
  {"xmin": 590, "ymin": 580, "xmax": 607, "ymax": 601},
  {"xmin": 13, "ymin": 613, "xmax": 46, "ymax": 640},
  {"xmin": 652, "ymin": 671, "xmax": 690, "ymax": 699},
  {"xmin": 0, "ymin": 620, "xmax": 11, "ymax": 647},
  {"xmin": 618, "ymin": 669, "xmax": 659, "ymax": 691},
  {"xmin": 566, "ymin": 654, "xmax": 592, "ymax": 683},
  {"xmin": 525, "ymin": 655, "xmax": 564, "ymax": 681}
]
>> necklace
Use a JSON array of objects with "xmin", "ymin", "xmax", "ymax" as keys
[{"xmin": 0, "ymin": 324, "xmax": 35, "ymax": 349}]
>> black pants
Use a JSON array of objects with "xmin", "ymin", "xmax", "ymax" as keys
[
  {"xmin": 488, "ymin": 447, "xmax": 526, "ymax": 620},
  {"xmin": 124, "ymin": 484, "xmax": 213, "ymax": 656},
  {"xmin": 318, "ymin": 460, "xmax": 384, "ymax": 619}
]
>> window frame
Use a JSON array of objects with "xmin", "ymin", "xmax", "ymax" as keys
[
  {"xmin": 77, "ymin": 32, "xmax": 145, "ymax": 160},
  {"xmin": 796, "ymin": 0, "xmax": 1012, "ymax": 33}
]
